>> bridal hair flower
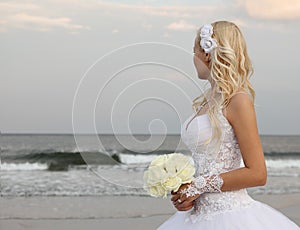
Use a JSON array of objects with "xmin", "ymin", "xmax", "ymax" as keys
[{"xmin": 199, "ymin": 24, "xmax": 217, "ymax": 53}]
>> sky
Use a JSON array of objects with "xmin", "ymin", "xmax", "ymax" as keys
[{"xmin": 1, "ymin": 0, "xmax": 300, "ymax": 135}]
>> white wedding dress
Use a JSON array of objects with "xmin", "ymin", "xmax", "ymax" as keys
[{"xmin": 157, "ymin": 105, "xmax": 300, "ymax": 229}]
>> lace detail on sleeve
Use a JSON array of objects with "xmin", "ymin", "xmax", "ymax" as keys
[{"xmin": 179, "ymin": 174, "xmax": 224, "ymax": 198}]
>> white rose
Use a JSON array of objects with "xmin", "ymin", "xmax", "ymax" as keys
[
  {"xmin": 177, "ymin": 165, "xmax": 195, "ymax": 184},
  {"xmin": 162, "ymin": 176, "xmax": 182, "ymax": 192},
  {"xmin": 150, "ymin": 154, "xmax": 169, "ymax": 167},
  {"xmin": 165, "ymin": 153, "xmax": 190, "ymax": 176},
  {"xmin": 143, "ymin": 152, "xmax": 196, "ymax": 198},
  {"xmin": 148, "ymin": 185, "xmax": 167, "ymax": 198},
  {"xmin": 144, "ymin": 165, "xmax": 166, "ymax": 186}
]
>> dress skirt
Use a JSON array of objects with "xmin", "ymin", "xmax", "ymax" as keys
[{"xmin": 157, "ymin": 198, "xmax": 299, "ymax": 229}]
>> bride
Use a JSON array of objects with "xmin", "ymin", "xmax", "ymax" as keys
[{"xmin": 157, "ymin": 21, "xmax": 300, "ymax": 229}]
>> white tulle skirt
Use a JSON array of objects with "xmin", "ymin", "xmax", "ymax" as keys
[{"xmin": 157, "ymin": 200, "xmax": 299, "ymax": 229}]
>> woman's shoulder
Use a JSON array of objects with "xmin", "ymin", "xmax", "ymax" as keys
[
  {"xmin": 230, "ymin": 88, "xmax": 253, "ymax": 104},
  {"xmin": 223, "ymin": 88, "xmax": 255, "ymax": 121}
]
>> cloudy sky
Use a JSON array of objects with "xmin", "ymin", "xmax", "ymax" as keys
[{"xmin": 1, "ymin": 0, "xmax": 300, "ymax": 135}]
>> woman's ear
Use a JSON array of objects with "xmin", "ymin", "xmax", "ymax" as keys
[{"xmin": 205, "ymin": 53, "xmax": 211, "ymax": 62}]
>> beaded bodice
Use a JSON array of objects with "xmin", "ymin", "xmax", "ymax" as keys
[
  {"xmin": 181, "ymin": 106, "xmax": 242, "ymax": 177},
  {"xmin": 180, "ymin": 106, "xmax": 255, "ymax": 223}
]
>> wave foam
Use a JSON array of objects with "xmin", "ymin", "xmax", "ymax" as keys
[
  {"xmin": 266, "ymin": 159, "xmax": 300, "ymax": 169},
  {"xmin": 0, "ymin": 162, "xmax": 48, "ymax": 171}
]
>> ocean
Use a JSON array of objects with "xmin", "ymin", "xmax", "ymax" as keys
[{"xmin": 1, "ymin": 134, "xmax": 300, "ymax": 196}]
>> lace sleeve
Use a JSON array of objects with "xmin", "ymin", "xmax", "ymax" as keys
[{"xmin": 179, "ymin": 174, "xmax": 224, "ymax": 198}]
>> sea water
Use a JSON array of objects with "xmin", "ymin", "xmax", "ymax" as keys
[{"xmin": 1, "ymin": 134, "xmax": 300, "ymax": 196}]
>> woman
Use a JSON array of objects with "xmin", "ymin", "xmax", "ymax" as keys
[{"xmin": 157, "ymin": 21, "xmax": 299, "ymax": 229}]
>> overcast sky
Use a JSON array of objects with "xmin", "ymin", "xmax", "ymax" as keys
[{"xmin": 1, "ymin": 0, "xmax": 300, "ymax": 135}]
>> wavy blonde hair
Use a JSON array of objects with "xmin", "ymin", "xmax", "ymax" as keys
[{"xmin": 192, "ymin": 21, "xmax": 255, "ymax": 152}]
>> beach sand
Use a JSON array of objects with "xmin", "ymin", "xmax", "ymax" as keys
[{"xmin": 1, "ymin": 193, "xmax": 299, "ymax": 230}]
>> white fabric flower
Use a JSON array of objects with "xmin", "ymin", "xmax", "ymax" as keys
[
  {"xmin": 200, "ymin": 37, "xmax": 217, "ymax": 53},
  {"xmin": 200, "ymin": 24, "xmax": 217, "ymax": 53},
  {"xmin": 200, "ymin": 24, "xmax": 213, "ymax": 38}
]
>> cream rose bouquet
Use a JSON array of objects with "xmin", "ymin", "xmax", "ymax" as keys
[{"xmin": 143, "ymin": 153, "xmax": 195, "ymax": 198}]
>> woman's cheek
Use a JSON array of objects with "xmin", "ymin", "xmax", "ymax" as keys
[{"xmin": 194, "ymin": 55, "xmax": 209, "ymax": 79}]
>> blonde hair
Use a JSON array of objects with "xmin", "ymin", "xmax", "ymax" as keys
[{"xmin": 192, "ymin": 21, "xmax": 255, "ymax": 151}]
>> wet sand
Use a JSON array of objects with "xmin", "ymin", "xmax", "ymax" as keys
[{"xmin": 1, "ymin": 193, "xmax": 299, "ymax": 230}]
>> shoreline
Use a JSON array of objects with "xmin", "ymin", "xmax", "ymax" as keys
[{"xmin": 1, "ymin": 193, "xmax": 299, "ymax": 229}]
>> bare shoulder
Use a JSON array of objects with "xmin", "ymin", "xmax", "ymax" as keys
[
  {"xmin": 228, "ymin": 90, "xmax": 253, "ymax": 109},
  {"xmin": 223, "ymin": 90, "xmax": 255, "ymax": 126}
]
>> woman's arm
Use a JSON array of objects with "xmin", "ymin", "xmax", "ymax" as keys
[{"xmin": 219, "ymin": 92, "xmax": 267, "ymax": 191}]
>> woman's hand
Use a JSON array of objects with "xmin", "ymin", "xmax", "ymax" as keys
[{"xmin": 170, "ymin": 183, "xmax": 201, "ymax": 211}]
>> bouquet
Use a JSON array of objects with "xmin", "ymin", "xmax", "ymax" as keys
[{"xmin": 143, "ymin": 153, "xmax": 195, "ymax": 198}]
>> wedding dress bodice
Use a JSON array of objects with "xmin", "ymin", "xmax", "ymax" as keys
[
  {"xmin": 180, "ymin": 105, "xmax": 255, "ymax": 223},
  {"xmin": 181, "ymin": 106, "xmax": 242, "ymax": 176}
]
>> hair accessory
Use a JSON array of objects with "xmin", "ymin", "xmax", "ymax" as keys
[{"xmin": 200, "ymin": 24, "xmax": 217, "ymax": 53}]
